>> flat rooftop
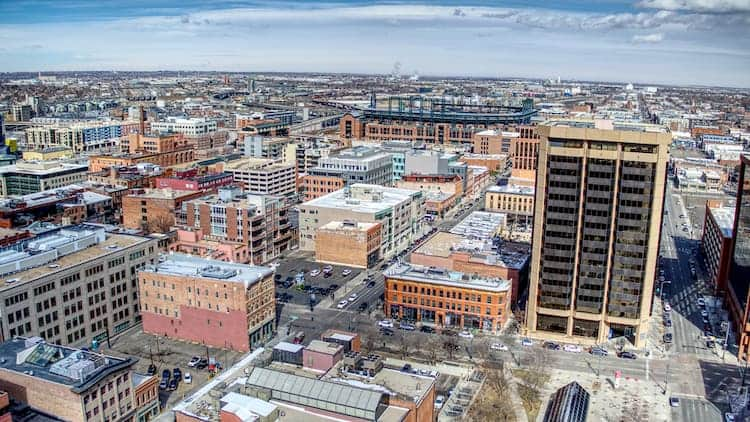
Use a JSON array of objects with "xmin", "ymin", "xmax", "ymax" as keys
[
  {"xmin": 450, "ymin": 211, "xmax": 506, "ymax": 240},
  {"xmin": 0, "ymin": 337, "xmax": 136, "ymax": 394},
  {"xmin": 0, "ymin": 161, "xmax": 87, "ymax": 176},
  {"xmin": 140, "ymin": 253, "xmax": 273, "ymax": 288},
  {"xmin": 305, "ymin": 340, "xmax": 343, "ymax": 355},
  {"xmin": 414, "ymin": 231, "xmax": 529, "ymax": 269},
  {"xmin": 302, "ymin": 184, "xmax": 421, "ymax": 214},
  {"xmin": 487, "ymin": 184, "xmax": 535, "ymax": 196},
  {"xmin": 385, "ymin": 263, "xmax": 511, "ymax": 293},
  {"xmin": 709, "ymin": 206, "xmax": 735, "ymax": 238},
  {"xmin": 543, "ymin": 119, "xmax": 670, "ymax": 134},
  {"xmin": 318, "ymin": 220, "xmax": 380, "ymax": 232},
  {"xmin": 0, "ymin": 229, "xmax": 150, "ymax": 290},
  {"xmin": 126, "ymin": 188, "xmax": 200, "ymax": 200}
]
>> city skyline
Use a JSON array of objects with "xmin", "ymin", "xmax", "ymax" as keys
[{"xmin": 1, "ymin": 0, "xmax": 749, "ymax": 87}]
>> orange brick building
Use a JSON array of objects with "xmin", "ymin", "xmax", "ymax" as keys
[
  {"xmin": 510, "ymin": 126, "xmax": 539, "ymax": 182},
  {"xmin": 138, "ymin": 254, "xmax": 276, "ymax": 351},
  {"xmin": 301, "ymin": 174, "xmax": 345, "ymax": 201},
  {"xmin": 134, "ymin": 373, "xmax": 159, "ymax": 422},
  {"xmin": 122, "ymin": 188, "xmax": 204, "ymax": 233},
  {"xmin": 315, "ymin": 221, "xmax": 382, "ymax": 268},
  {"xmin": 88, "ymin": 149, "xmax": 195, "ymax": 173},
  {"xmin": 121, "ymin": 133, "xmax": 189, "ymax": 154},
  {"xmin": 458, "ymin": 153, "xmax": 507, "ymax": 173},
  {"xmin": 384, "ymin": 263, "xmax": 512, "ymax": 332}
]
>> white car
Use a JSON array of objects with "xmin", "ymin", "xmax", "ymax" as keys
[
  {"xmin": 521, "ymin": 338, "xmax": 533, "ymax": 347},
  {"xmin": 336, "ymin": 300, "xmax": 348, "ymax": 309},
  {"xmin": 458, "ymin": 330, "xmax": 474, "ymax": 339},
  {"xmin": 434, "ymin": 395, "xmax": 446, "ymax": 409},
  {"xmin": 664, "ymin": 303, "xmax": 671, "ymax": 312},
  {"xmin": 184, "ymin": 373, "xmax": 192, "ymax": 384},
  {"xmin": 490, "ymin": 343, "xmax": 509, "ymax": 351},
  {"xmin": 188, "ymin": 356, "xmax": 201, "ymax": 367},
  {"xmin": 563, "ymin": 344, "xmax": 583, "ymax": 353},
  {"xmin": 342, "ymin": 269, "xmax": 352, "ymax": 276},
  {"xmin": 697, "ymin": 298, "xmax": 706, "ymax": 307},
  {"xmin": 309, "ymin": 269, "xmax": 321, "ymax": 277},
  {"xmin": 701, "ymin": 310, "xmax": 709, "ymax": 317},
  {"xmin": 726, "ymin": 413, "xmax": 736, "ymax": 422},
  {"xmin": 348, "ymin": 293, "xmax": 358, "ymax": 303},
  {"xmin": 378, "ymin": 319, "xmax": 394, "ymax": 328}
]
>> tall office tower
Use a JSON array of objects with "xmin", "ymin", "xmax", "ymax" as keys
[
  {"xmin": 728, "ymin": 155, "xmax": 750, "ymax": 360},
  {"xmin": 526, "ymin": 120, "xmax": 671, "ymax": 347}
]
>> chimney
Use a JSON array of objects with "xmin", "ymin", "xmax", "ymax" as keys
[{"xmin": 139, "ymin": 105, "xmax": 146, "ymax": 135}]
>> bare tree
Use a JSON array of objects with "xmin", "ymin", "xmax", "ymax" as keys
[
  {"xmin": 468, "ymin": 361, "xmax": 516, "ymax": 422},
  {"xmin": 443, "ymin": 337, "xmax": 459, "ymax": 360},
  {"xmin": 147, "ymin": 213, "xmax": 175, "ymax": 234},
  {"xmin": 398, "ymin": 334, "xmax": 415, "ymax": 359}
]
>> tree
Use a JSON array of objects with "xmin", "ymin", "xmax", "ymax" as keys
[
  {"xmin": 398, "ymin": 334, "xmax": 415, "ymax": 359},
  {"xmin": 147, "ymin": 213, "xmax": 175, "ymax": 234},
  {"xmin": 468, "ymin": 361, "xmax": 516, "ymax": 422},
  {"xmin": 443, "ymin": 337, "xmax": 459, "ymax": 360}
]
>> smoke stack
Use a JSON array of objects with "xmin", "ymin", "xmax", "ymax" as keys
[{"xmin": 139, "ymin": 105, "xmax": 145, "ymax": 135}]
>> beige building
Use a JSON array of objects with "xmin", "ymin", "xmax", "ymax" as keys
[
  {"xmin": 0, "ymin": 225, "xmax": 157, "ymax": 346},
  {"xmin": 299, "ymin": 184, "xmax": 424, "ymax": 259},
  {"xmin": 222, "ymin": 158, "xmax": 296, "ymax": 197},
  {"xmin": 485, "ymin": 184, "xmax": 535, "ymax": 226},
  {"xmin": 0, "ymin": 160, "xmax": 88, "ymax": 196},
  {"xmin": 526, "ymin": 120, "xmax": 670, "ymax": 347},
  {"xmin": 315, "ymin": 221, "xmax": 382, "ymax": 268}
]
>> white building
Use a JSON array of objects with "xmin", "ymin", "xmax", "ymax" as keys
[{"xmin": 150, "ymin": 117, "xmax": 218, "ymax": 136}]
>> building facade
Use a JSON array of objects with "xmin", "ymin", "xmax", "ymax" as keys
[
  {"xmin": 0, "ymin": 225, "xmax": 157, "ymax": 347},
  {"xmin": 727, "ymin": 155, "xmax": 750, "ymax": 360},
  {"xmin": 138, "ymin": 254, "xmax": 276, "ymax": 351},
  {"xmin": 0, "ymin": 161, "xmax": 88, "ymax": 196},
  {"xmin": 526, "ymin": 120, "xmax": 671, "ymax": 347},
  {"xmin": 315, "ymin": 221, "xmax": 382, "ymax": 268},
  {"xmin": 485, "ymin": 185, "xmax": 535, "ymax": 226},
  {"xmin": 222, "ymin": 158, "xmax": 296, "ymax": 197},
  {"xmin": 302, "ymin": 146, "xmax": 393, "ymax": 201},
  {"xmin": 701, "ymin": 204, "xmax": 734, "ymax": 295},
  {"xmin": 122, "ymin": 189, "xmax": 205, "ymax": 233},
  {"xmin": 384, "ymin": 263, "xmax": 511, "ymax": 332}
]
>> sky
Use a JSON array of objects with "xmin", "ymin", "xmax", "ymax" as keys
[{"xmin": 1, "ymin": 0, "xmax": 749, "ymax": 87}]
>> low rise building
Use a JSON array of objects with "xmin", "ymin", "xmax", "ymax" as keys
[
  {"xmin": 0, "ymin": 224, "xmax": 157, "ymax": 345},
  {"xmin": 154, "ymin": 172, "xmax": 233, "ymax": 192},
  {"xmin": 138, "ymin": 254, "xmax": 275, "ymax": 351},
  {"xmin": 410, "ymin": 231, "xmax": 529, "ymax": 304},
  {"xmin": 459, "ymin": 153, "xmax": 507, "ymax": 173},
  {"xmin": 303, "ymin": 340, "xmax": 344, "ymax": 373},
  {"xmin": 299, "ymin": 184, "xmax": 424, "ymax": 258},
  {"xmin": 0, "ymin": 337, "xmax": 139, "ymax": 422},
  {"xmin": 384, "ymin": 263, "xmax": 511, "ymax": 332},
  {"xmin": 21, "ymin": 146, "xmax": 73, "ymax": 161},
  {"xmin": 485, "ymin": 184, "xmax": 535, "ymax": 227},
  {"xmin": 472, "ymin": 129, "xmax": 518, "ymax": 155},
  {"xmin": 122, "ymin": 188, "xmax": 204, "ymax": 233},
  {"xmin": 133, "ymin": 373, "xmax": 159, "ymax": 422},
  {"xmin": 222, "ymin": 158, "xmax": 296, "ymax": 197},
  {"xmin": 302, "ymin": 146, "xmax": 393, "ymax": 201},
  {"xmin": 169, "ymin": 229, "xmax": 250, "ymax": 263},
  {"xmin": 88, "ymin": 149, "xmax": 195, "ymax": 173},
  {"xmin": 702, "ymin": 204, "xmax": 735, "ymax": 294},
  {"xmin": 315, "ymin": 220, "xmax": 381, "ymax": 268},
  {"xmin": 0, "ymin": 160, "xmax": 88, "ymax": 196}
]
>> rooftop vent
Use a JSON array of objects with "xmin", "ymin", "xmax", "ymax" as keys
[{"xmin": 198, "ymin": 265, "xmax": 238, "ymax": 279}]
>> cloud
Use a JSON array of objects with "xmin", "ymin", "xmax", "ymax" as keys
[
  {"xmin": 637, "ymin": 0, "xmax": 750, "ymax": 13},
  {"xmin": 632, "ymin": 33, "xmax": 665, "ymax": 43},
  {"xmin": 453, "ymin": 8, "xmax": 465, "ymax": 17}
]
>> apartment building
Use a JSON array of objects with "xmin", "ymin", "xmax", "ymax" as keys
[
  {"xmin": 302, "ymin": 146, "xmax": 393, "ymax": 201},
  {"xmin": 0, "ymin": 224, "xmax": 157, "ymax": 346},
  {"xmin": 88, "ymin": 149, "xmax": 195, "ymax": 173},
  {"xmin": 283, "ymin": 138, "xmax": 342, "ymax": 175},
  {"xmin": 0, "ymin": 161, "xmax": 88, "ymax": 196},
  {"xmin": 222, "ymin": 158, "xmax": 296, "ymax": 197},
  {"xmin": 0, "ymin": 337, "xmax": 139, "ymax": 422},
  {"xmin": 472, "ymin": 129, "xmax": 518, "ymax": 155},
  {"xmin": 410, "ymin": 231, "xmax": 529, "ymax": 304},
  {"xmin": 396, "ymin": 174, "xmax": 463, "ymax": 217},
  {"xmin": 315, "ymin": 221, "xmax": 382, "ymax": 268},
  {"xmin": 122, "ymin": 188, "xmax": 205, "ymax": 233},
  {"xmin": 299, "ymin": 184, "xmax": 424, "ymax": 258},
  {"xmin": 526, "ymin": 120, "xmax": 671, "ymax": 347},
  {"xmin": 138, "ymin": 254, "xmax": 276, "ymax": 351},
  {"xmin": 150, "ymin": 117, "xmax": 228, "ymax": 158},
  {"xmin": 701, "ymin": 203, "xmax": 734, "ymax": 294},
  {"xmin": 120, "ymin": 132, "xmax": 189, "ymax": 155},
  {"xmin": 181, "ymin": 187, "xmax": 295, "ymax": 264},
  {"xmin": 242, "ymin": 136, "xmax": 291, "ymax": 160},
  {"xmin": 384, "ymin": 263, "xmax": 512, "ymax": 332},
  {"xmin": 510, "ymin": 126, "xmax": 540, "ymax": 182},
  {"xmin": 25, "ymin": 121, "xmax": 141, "ymax": 153}
]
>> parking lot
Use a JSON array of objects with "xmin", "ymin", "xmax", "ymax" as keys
[
  {"xmin": 103, "ymin": 327, "xmax": 245, "ymax": 410},
  {"xmin": 273, "ymin": 254, "xmax": 362, "ymax": 308}
]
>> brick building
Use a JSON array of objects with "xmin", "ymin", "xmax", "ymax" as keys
[
  {"xmin": 133, "ymin": 373, "xmax": 159, "ymax": 422},
  {"xmin": 180, "ymin": 187, "xmax": 295, "ymax": 264},
  {"xmin": 0, "ymin": 337, "xmax": 139, "ymax": 422},
  {"xmin": 510, "ymin": 127, "xmax": 540, "ymax": 182},
  {"xmin": 88, "ymin": 149, "xmax": 195, "ymax": 173},
  {"xmin": 154, "ymin": 172, "xmax": 234, "ymax": 192},
  {"xmin": 315, "ymin": 221, "xmax": 382, "ymax": 268},
  {"xmin": 472, "ymin": 129, "xmax": 517, "ymax": 155},
  {"xmin": 485, "ymin": 184, "xmax": 536, "ymax": 226},
  {"xmin": 701, "ymin": 203, "xmax": 735, "ymax": 294},
  {"xmin": 138, "ymin": 254, "xmax": 276, "ymax": 351},
  {"xmin": 123, "ymin": 188, "xmax": 205, "ymax": 233},
  {"xmin": 458, "ymin": 153, "xmax": 507, "ymax": 173},
  {"xmin": 384, "ymin": 263, "xmax": 512, "ymax": 332},
  {"xmin": 410, "ymin": 231, "xmax": 529, "ymax": 304}
]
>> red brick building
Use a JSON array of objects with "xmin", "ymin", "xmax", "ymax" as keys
[
  {"xmin": 122, "ymin": 188, "xmax": 205, "ymax": 233},
  {"xmin": 138, "ymin": 254, "xmax": 276, "ymax": 351},
  {"xmin": 701, "ymin": 202, "xmax": 735, "ymax": 294}
]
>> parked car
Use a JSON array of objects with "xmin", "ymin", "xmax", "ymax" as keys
[
  {"xmin": 590, "ymin": 347, "xmax": 608, "ymax": 357},
  {"xmin": 173, "ymin": 368, "xmax": 182, "ymax": 380},
  {"xmin": 435, "ymin": 395, "xmax": 446, "ymax": 409},
  {"xmin": 420, "ymin": 326, "xmax": 435, "ymax": 333},
  {"xmin": 521, "ymin": 338, "xmax": 533, "ymax": 347},
  {"xmin": 367, "ymin": 280, "xmax": 376, "ymax": 288},
  {"xmin": 337, "ymin": 300, "xmax": 348, "ymax": 309},
  {"xmin": 726, "ymin": 413, "xmax": 736, "ymax": 422},
  {"xmin": 310, "ymin": 269, "xmax": 321, "ymax": 277},
  {"xmin": 161, "ymin": 369, "xmax": 171, "ymax": 380},
  {"xmin": 669, "ymin": 397, "xmax": 680, "ymax": 407},
  {"xmin": 543, "ymin": 341, "xmax": 561, "ymax": 350},
  {"xmin": 664, "ymin": 303, "xmax": 671, "ymax": 312},
  {"xmin": 399, "ymin": 322, "xmax": 416, "ymax": 331},
  {"xmin": 563, "ymin": 344, "xmax": 583, "ymax": 353},
  {"xmin": 380, "ymin": 328, "xmax": 394, "ymax": 336},
  {"xmin": 342, "ymin": 269, "xmax": 352, "ymax": 276},
  {"xmin": 442, "ymin": 330, "xmax": 458, "ymax": 337},
  {"xmin": 348, "ymin": 293, "xmax": 358, "ymax": 303},
  {"xmin": 168, "ymin": 378, "xmax": 178, "ymax": 391},
  {"xmin": 147, "ymin": 364, "xmax": 157, "ymax": 375},
  {"xmin": 701, "ymin": 310, "xmax": 709, "ymax": 317},
  {"xmin": 490, "ymin": 343, "xmax": 509, "ymax": 351},
  {"xmin": 159, "ymin": 379, "xmax": 169, "ymax": 390},
  {"xmin": 184, "ymin": 372, "xmax": 192, "ymax": 384},
  {"xmin": 329, "ymin": 284, "xmax": 339, "ymax": 291},
  {"xmin": 358, "ymin": 302, "xmax": 368, "ymax": 312},
  {"xmin": 664, "ymin": 318, "xmax": 672, "ymax": 327},
  {"xmin": 458, "ymin": 330, "xmax": 474, "ymax": 339},
  {"xmin": 322, "ymin": 265, "xmax": 333, "ymax": 272},
  {"xmin": 196, "ymin": 358, "xmax": 209, "ymax": 369},
  {"xmin": 378, "ymin": 319, "xmax": 394, "ymax": 328},
  {"xmin": 401, "ymin": 364, "xmax": 412, "ymax": 373},
  {"xmin": 188, "ymin": 356, "xmax": 201, "ymax": 367},
  {"xmin": 618, "ymin": 351, "xmax": 637, "ymax": 360},
  {"xmin": 663, "ymin": 333, "xmax": 673, "ymax": 343}
]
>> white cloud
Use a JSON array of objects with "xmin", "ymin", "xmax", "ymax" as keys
[
  {"xmin": 632, "ymin": 33, "xmax": 665, "ymax": 43},
  {"xmin": 637, "ymin": 0, "xmax": 750, "ymax": 13}
]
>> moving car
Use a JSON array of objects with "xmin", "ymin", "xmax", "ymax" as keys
[
  {"xmin": 664, "ymin": 333, "xmax": 673, "ymax": 343},
  {"xmin": 399, "ymin": 322, "xmax": 416, "ymax": 331},
  {"xmin": 563, "ymin": 344, "xmax": 583, "ymax": 353},
  {"xmin": 348, "ymin": 293, "xmax": 358, "ymax": 303},
  {"xmin": 358, "ymin": 302, "xmax": 368, "ymax": 312},
  {"xmin": 184, "ymin": 373, "xmax": 192, "ymax": 384},
  {"xmin": 701, "ymin": 310, "xmax": 709, "ymax": 317},
  {"xmin": 378, "ymin": 319, "xmax": 394, "ymax": 328},
  {"xmin": 367, "ymin": 280, "xmax": 376, "ymax": 288},
  {"xmin": 543, "ymin": 341, "xmax": 561, "ymax": 350},
  {"xmin": 618, "ymin": 351, "xmax": 637, "ymax": 359},
  {"xmin": 521, "ymin": 338, "xmax": 534, "ymax": 347},
  {"xmin": 490, "ymin": 343, "xmax": 509, "ymax": 351},
  {"xmin": 435, "ymin": 395, "xmax": 446, "ymax": 409},
  {"xmin": 590, "ymin": 347, "xmax": 608, "ymax": 357},
  {"xmin": 336, "ymin": 300, "xmax": 348, "ymax": 309},
  {"xmin": 663, "ymin": 303, "xmax": 671, "ymax": 312}
]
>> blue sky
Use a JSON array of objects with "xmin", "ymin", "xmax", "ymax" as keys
[{"xmin": 1, "ymin": 0, "xmax": 749, "ymax": 87}]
